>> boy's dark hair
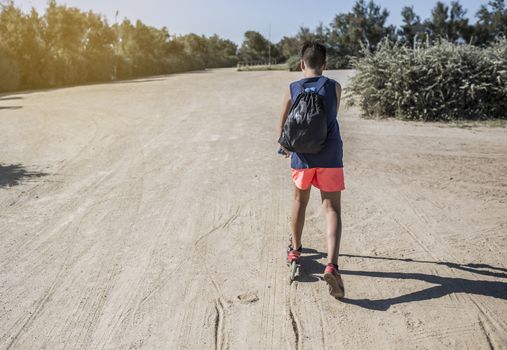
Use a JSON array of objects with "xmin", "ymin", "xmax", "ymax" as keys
[{"xmin": 300, "ymin": 41, "xmax": 326, "ymax": 69}]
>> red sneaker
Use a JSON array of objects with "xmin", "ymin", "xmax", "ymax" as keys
[
  {"xmin": 323, "ymin": 264, "xmax": 345, "ymax": 299},
  {"xmin": 287, "ymin": 249, "xmax": 301, "ymax": 264}
]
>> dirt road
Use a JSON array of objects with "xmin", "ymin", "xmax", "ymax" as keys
[{"xmin": 1, "ymin": 69, "xmax": 506, "ymax": 349}]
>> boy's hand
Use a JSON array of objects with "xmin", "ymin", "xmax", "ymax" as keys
[{"xmin": 277, "ymin": 145, "xmax": 291, "ymax": 158}]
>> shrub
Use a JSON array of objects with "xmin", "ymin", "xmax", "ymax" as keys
[
  {"xmin": 347, "ymin": 38, "xmax": 507, "ymax": 121},
  {"xmin": 287, "ymin": 55, "xmax": 301, "ymax": 71},
  {"xmin": 325, "ymin": 55, "xmax": 351, "ymax": 69}
]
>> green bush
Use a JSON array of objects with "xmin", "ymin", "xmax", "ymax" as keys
[
  {"xmin": 347, "ymin": 38, "xmax": 507, "ymax": 121},
  {"xmin": 287, "ymin": 56, "xmax": 301, "ymax": 71},
  {"xmin": 325, "ymin": 55, "xmax": 351, "ymax": 70}
]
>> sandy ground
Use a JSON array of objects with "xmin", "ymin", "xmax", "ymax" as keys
[{"xmin": 0, "ymin": 69, "xmax": 506, "ymax": 350}]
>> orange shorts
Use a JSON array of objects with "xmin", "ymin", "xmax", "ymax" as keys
[{"xmin": 291, "ymin": 167, "xmax": 345, "ymax": 192}]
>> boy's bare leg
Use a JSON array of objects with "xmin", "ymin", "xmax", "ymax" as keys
[
  {"xmin": 320, "ymin": 191, "xmax": 342, "ymax": 265},
  {"xmin": 290, "ymin": 185, "xmax": 311, "ymax": 250}
]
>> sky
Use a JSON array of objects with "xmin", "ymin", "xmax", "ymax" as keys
[{"xmin": 14, "ymin": 0, "xmax": 487, "ymax": 44}]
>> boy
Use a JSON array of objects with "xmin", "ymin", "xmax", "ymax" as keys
[{"xmin": 277, "ymin": 41, "xmax": 345, "ymax": 299}]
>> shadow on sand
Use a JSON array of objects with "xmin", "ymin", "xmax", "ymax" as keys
[
  {"xmin": 113, "ymin": 78, "xmax": 168, "ymax": 84},
  {"xmin": 0, "ymin": 96, "xmax": 23, "ymax": 101},
  {"xmin": 297, "ymin": 248, "xmax": 507, "ymax": 311},
  {"xmin": 0, "ymin": 163, "xmax": 48, "ymax": 188},
  {"xmin": 0, "ymin": 69, "xmax": 210, "ymax": 98},
  {"xmin": 0, "ymin": 96, "xmax": 23, "ymax": 110}
]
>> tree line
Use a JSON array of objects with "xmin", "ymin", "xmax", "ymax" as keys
[
  {"xmin": 1, "ymin": 0, "xmax": 506, "ymax": 92},
  {"xmin": 0, "ymin": 0, "xmax": 237, "ymax": 92},
  {"xmin": 238, "ymin": 0, "xmax": 507, "ymax": 68}
]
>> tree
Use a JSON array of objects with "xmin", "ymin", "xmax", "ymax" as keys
[
  {"xmin": 296, "ymin": 23, "xmax": 327, "ymax": 44},
  {"xmin": 329, "ymin": 0, "xmax": 394, "ymax": 56},
  {"xmin": 43, "ymin": 0, "xmax": 89, "ymax": 84},
  {"xmin": 398, "ymin": 6, "xmax": 427, "ymax": 46},
  {"xmin": 0, "ymin": 2, "xmax": 49, "ymax": 89},
  {"xmin": 427, "ymin": 2, "xmax": 449, "ymax": 39},
  {"xmin": 475, "ymin": 0, "xmax": 507, "ymax": 44},
  {"xmin": 0, "ymin": 2, "xmax": 26, "ymax": 90},
  {"xmin": 82, "ymin": 11, "xmax": 115, "ymax": 81},
  {"xmin": 237, "ymin": 31, "xmax": 270, "ymax": 63},
  {"xmin": 205, "ymin": 34, "xmax": 237, "ymax": 67},
  {"xmin": 425, "ymin": 1, "xmax": 471, "ymax": 43},
  {"xmin": 449, "ymin": 1, "xmax": 473, "ymax": 42},
  {"xmin": 277, "ymin": 36, "xmax": 299, "ymax": 60}
]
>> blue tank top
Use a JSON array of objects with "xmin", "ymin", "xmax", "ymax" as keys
[{"xmin": 289, "ymin": 75, "xmax": 344, "ymax": 169}]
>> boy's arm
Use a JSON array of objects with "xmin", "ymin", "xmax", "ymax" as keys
[
  {"xmin": 277, "ymin": 86, "xmax": 292, "ymax": 139},
  {"xmin": 336, "ymin": 81, "xmax": 342, "ymax": 113}
]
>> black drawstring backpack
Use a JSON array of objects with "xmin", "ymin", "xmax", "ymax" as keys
[{"xmin": 278, "ymin": 76, "xmax": 328, "ymax": 154}]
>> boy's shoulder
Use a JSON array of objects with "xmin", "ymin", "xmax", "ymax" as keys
[
  {"xmin": 289, "ymin": 76, "xmax": 304, "ymax": 86},
  {"xmin": 324, "ymin": 77, "xmax": 341, "ymax": 92},
  {"xmin": 324, "ymin": 76, "xmax": 338, "ymax": 85},
  {"xmin": 289, "ymin": 75, "xmax": 338, "ymax": 85},
  {"xmin": 318, "ymin": 76, "xmax": 339, "ymax": 90}
]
